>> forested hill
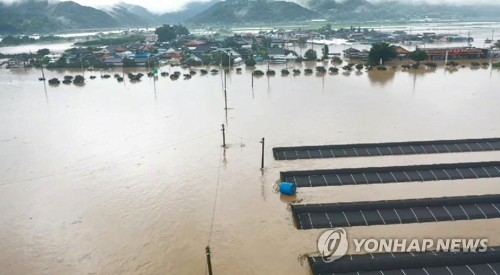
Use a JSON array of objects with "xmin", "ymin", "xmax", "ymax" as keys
[
  {"xmin": 2, "ymin": 0, "xmax": 500, "ymax": 35},
  {"xmin": 0, "ymin": 0, "xmax": 216, "ymax": 34},
  {"xmin": 187, "ymin": 0, "xmax": 318, "ymax": 25}
]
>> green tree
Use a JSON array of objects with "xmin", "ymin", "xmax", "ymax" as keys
[
  {"xmin": 56, "ymin": 56, "xmax": 67, "ymax": 67},
  {"xmin": 304, "ymin": 49, "xmax": 317, "ymax": 61},
  {"xmin": 424, "ymin": 62, "xmax": 437, "ymax": 69},
  {"xmin": 368, "ymin": 42, "xmax": 396, "ymax": 66},
  {"xmin": 355, "ymin": 63, "xmax": 364, "ymax": 71},
  {"xmin": 331, "ymin": 56, "xmax": 343, "ymax": 66},
  {"xmin": 73, "ymin": 75, "xmax": 85, "ymax": 84},
  {"xmin": 322, "ymin": 45, "xmax": 329, "ymax": 60},
  {"xmin": 155, "ymin": 25, "xmax": 177, "ymax": 42},
  {"xmin": 245, "ymin": 57, "xmax": 256, "ymax": 67},
  {"xmin": 409, "ymin": 49, "xmax": 428, "ymax": 63},
  {"xmin": 37, "ymin": 48, "xmax": 50, "ymax": 56}
]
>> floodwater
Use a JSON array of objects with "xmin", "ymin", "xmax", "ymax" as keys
[
  {"xmin": 0, "ymin": 42, "xmax": 77, "ymax": 55},
  {"xmin": 1, "ymin": 60, "xmax": 500, "ymax": 275}
]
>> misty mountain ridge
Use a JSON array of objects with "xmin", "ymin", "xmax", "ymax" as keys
[
  {"xmin": 2, "ymin": 0, "xmax": 500, "ymax": 34},
  {"xmin": 187, "ymin": 0, "xmax": 318, "ymax": 24},
  {"xmin": 0, "ymin": 0, "xmax": 218, "ymax": 34}
]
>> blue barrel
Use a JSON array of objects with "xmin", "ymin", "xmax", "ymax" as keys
[{"xmin": 280, "ymin": 182, "xmax": 297, "ymax": 196}]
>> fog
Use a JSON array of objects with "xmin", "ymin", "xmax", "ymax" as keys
[{"xmin": 1, "ymin": 0, "xmax": 500, "ymax": 15}]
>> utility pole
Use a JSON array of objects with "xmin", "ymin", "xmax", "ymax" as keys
[
  {"xmin": 224, "ymin": 87, "xmax": 228, "ymax": 110},
  {"xmin": 221, "ymin": 124, "xmax": 226, "ymax": 148},
  {"xmin": 224, "ymin": 70, "xmax": 228, "ymax": 110},
  {"xmin": 260, "ymin": 137, "xmax": 265, "ymax": 170},
  {"xmin": 206, "ymin": 246, "xmax": 213, "ymax": 275}
]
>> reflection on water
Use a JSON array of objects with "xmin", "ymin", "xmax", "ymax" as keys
[
  {"xmin": 367, "ymin": 69, "xmax": 397, "ymax": 86},
  {"xmin": 1, "ymin": 60, "xmax": 500, "ymax": 275}
]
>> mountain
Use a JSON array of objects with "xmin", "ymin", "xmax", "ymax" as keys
[
  {"xmin": 158, "ymin": 1, "xmax": 221, "ymax": 24},
  {"xmin": 301, "ymin": 0, "xmax": 500, "ymax": 21},
  {"xmin": 104, "ymin": 4, "xmax": 155, "ymax": 27},
  {"xmin": 50, "ymin": 1, "xmax": 119, "ymax": 28},
  {"xmin": 106, "ymin": 1, "xmax": 219, "ymax": 26},
  {"xmin": 187, "ymin": 0, "xmax": 318, "ymax": 25},
  {"xmin": 3, "ymin": 0, "xmax": 500, "ymax": 35},
  {"xmin": 0, "ymin": 0, "xmax": 217, "ymax": 35},
  {"xmin": 0, "ymin": 0, "xmax": 121, "ymax": 34}
]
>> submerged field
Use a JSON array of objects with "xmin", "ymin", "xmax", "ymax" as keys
[{"xmin": 1, "ymin": 61, "xmax": 500, "ymax": 274}]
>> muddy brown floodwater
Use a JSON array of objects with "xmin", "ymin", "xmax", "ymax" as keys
[{"xmin": 1, "ymin": 62, "xmax": 500, "ymax": 275}]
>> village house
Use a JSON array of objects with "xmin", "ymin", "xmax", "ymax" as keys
[
  {"xmin": 190, "ymin": 45, "xmax": 216, "ymax": 56},
  {"xmin": 185, "ymin": 40, "xmax": 206, "ymax": 47},
  {"xmin": 424, "ymin": 47, "xmax": 488, "ymax": 61},
  {"xmin": 44, "ymin": 54, "xmax": 62, "ymax": 63},
  {"xmin": 165, "ymin": 48, "xmax": 183, "ymax": 60},
  {"xmin": 6, "ymin": 57, "xmax": 29, "ymax": 68},
  {"xmin": 394, "ymin": 46, "xmax": 411, "ymax": 60},
  {"xmin": 343, "ymin": 48, "xmax": 369, "ymax": 60},
  {"xmin": 129, "ymin": 53, "xmax": 156, "ymax": 66},
  {"xmin": 268, "ymin": 48, "xmax": 286, "ymax": 60},
  {"xmin": 103, "ymin": 57, "xmax": 124, "ymax": 66}
]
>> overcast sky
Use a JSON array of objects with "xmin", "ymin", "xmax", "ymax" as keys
[{"xmin": 1, "ymin": 0, "xmax": 500, "ymax": 13}]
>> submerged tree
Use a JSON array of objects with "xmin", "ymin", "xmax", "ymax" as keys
[
  {"xmin": 245, "ymin": 57, "xmax": 256, "ymax": 67},
  {"xmin": 331, "ymin": 56, "xmax": 343, "ymax": 66},
  {"xmin": 368, "ymin": 42, "xmax": 396, "ymax": 66},
  {"xmin": 73, "ymin": 75, "xmax": 85, "ymax": 84},
  {"xmin": 37, "ymin": 48, "xmax": 50, "ymax": 56},
  {"xmin": 409, "ymin": 49, "xmax": 428, "ymax": 64},
  {"xmin": 304, "ymin": 49, "xmax": 318, "ymax": 61}
]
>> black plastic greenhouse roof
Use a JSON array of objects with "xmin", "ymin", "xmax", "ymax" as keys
[
  {"xmin": 309, "ymin": 247, "xmax": 500, "ymax": 275},
  {"xmin": 281, "ymin": 161, "xmax": 500, "ymax": 188},
  {"xmin": 274, "ymin": 138, "xmax": 500, "ymax": 160},
  {"xmin": 292, "ymin": 194, "xmax": 500, "ymax": 230}
]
